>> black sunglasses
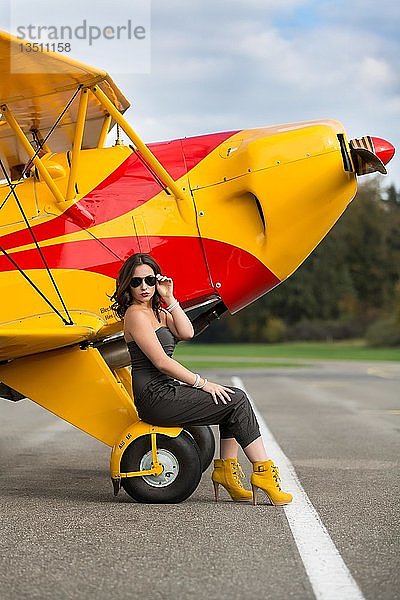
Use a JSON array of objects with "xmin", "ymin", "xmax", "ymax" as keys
[{"xmin": 130, "ymin": 275, "xmax": 157, "ymax": 288}]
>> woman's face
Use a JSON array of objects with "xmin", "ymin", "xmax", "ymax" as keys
[{"xmin": 130, "ymin": 263, "xmax": 157, "ymax": 305}]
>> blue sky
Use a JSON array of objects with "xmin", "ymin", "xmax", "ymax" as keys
[{"xmin": 2, "ymin": 0, "xmax": 399, "ymax": 189}]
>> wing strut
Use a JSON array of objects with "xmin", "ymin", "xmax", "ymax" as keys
[
  {"xmin": 90, "ymin": 85, "xmax": 187, "ymax": 202},
  {"xmin": 66, "ymin": 88, "xmax": 89, "ymax": 201},
  {"xmin": 1, "ymin": 81, "xmax": 190, "ymax": 225},
  {"xmin": 1, "ymin": 85, "xmax": 82, "ymax": 204}
]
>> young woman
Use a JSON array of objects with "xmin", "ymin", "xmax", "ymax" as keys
[{"xmin": 111, "ymin": 253, "xmax": 292, "ymax": 506}]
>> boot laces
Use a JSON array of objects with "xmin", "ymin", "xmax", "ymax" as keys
[
  {"xmin": 271, "ymin": 464, "xmax": 282, "ymax": 491},
  {"xmin": 232, "ymin": 461, "xmax": 245, "ymax": 488}
]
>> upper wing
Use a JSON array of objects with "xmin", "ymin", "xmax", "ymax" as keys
[{"xmin": 0, "ymin": 30, "xmax": 130, "ymax": 172}]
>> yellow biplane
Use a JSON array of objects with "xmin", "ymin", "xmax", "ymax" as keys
[{"xmin": 0, "ymin": 31, "xmax": 395, "ymax": 502}]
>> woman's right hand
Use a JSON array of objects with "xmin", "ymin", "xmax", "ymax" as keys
[{"xmin": 202, "ymin": 381, "xmax": 235, "ymax": 405}]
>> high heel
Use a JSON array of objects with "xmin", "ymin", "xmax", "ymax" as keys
[
  {"xmin": 213, "ymin": 480, "xmax": 220, "ymax": 502},
  {"xmin": 251, "ymin": 483, "xmax": 259, "ymax": 506},
  {"xmin": 211, "ymin": 458, "xmax": 253, "ymax": 502},
  {"xmin": 251, "ymin": 460, "xmax": 292, "ymax": 506}
]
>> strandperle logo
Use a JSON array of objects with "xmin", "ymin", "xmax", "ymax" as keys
[{"xmin": 16, "ymin": 19, "xmax": 146, "ymax": 46}]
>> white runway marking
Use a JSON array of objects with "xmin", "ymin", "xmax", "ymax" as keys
[{"xmin": 232, "ymin": 376, "xmax": 365, "ymax": 600}]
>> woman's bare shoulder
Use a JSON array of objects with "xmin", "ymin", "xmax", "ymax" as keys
[
  {"xmin": 124, "ymin": 304, "xmax": 141, "ymax": 317},
  {"xmin": 125, "ymin": 306, "xmax": 151, "ymax": 326},
  {"xmin": 124, "ymin": 306, "xmax": 153, "ymax": 341}
]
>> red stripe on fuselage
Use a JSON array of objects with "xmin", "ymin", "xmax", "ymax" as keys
[
  {"xmin": 0, "ymin": 235, "xmax": 280, "ymax": 314},
  {"xmin": 0, "ymin": 235, "xmax": 213, "ymax": 308},
  {"xmin": 201, "ymin": 238, "xmax": 281, "ymax": 313},
  {"xmin": 0, "ymin": 131, "xmax": 238, "ymax": 252}
]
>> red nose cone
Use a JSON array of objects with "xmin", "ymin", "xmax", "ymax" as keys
[{"xmin": 370, "ymin": 137, "xmax": 395, "ymax": 165}]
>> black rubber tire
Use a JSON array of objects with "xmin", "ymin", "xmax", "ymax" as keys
[
  {"xmin": 120, "ymin": 431, "xmax": 202, "ymax": 503},
  {"xmin": 184, "ymin": 425, "xmax": 215, "ymax": 472}
]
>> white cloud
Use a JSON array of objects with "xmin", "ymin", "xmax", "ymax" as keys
[
  {"xmin": 359, "ymin": 57, "xmax": 393, "ymax": 88},
  {"xmin": 137, "ymin": 2, "xmax": 399, "ymax": 187}
]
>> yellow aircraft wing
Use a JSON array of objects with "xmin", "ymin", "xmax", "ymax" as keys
[
  {"xmin": 0, "ymin": 30, "xmax": 130, "ymax": 173},
  {"xmin": 0, "ymin": 313, "xmax": 106, "ymax": 361}
]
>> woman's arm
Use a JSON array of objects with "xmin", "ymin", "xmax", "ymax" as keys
[
  {"xmin": 164, "ymin": 306, "xmax": 194, "ymax": 341},
  {"xmin": 156, "ymin": 275, "xmax": 194, "ymax": 340}
]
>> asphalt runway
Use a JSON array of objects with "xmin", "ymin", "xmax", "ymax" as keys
[{"xmin": 1, "ymin": 360, "xmax": 399, "ymax": 600}]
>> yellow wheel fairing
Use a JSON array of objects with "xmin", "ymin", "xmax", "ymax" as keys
[{"xmin": 110, "ymin": 422, "xmax": 182, "ymax": 480}]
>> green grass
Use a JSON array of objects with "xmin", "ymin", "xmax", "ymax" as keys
[
  {"xmin": 174, "ymin": 340, "xmax": 400, "ymax": 369},
  {"xmin": 176, "ymin": 360, "xmax": 306, "ymax": 369}
]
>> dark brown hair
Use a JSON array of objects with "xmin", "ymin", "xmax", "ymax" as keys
[{"xmin": 111, "ymin": 253, "xmax": 162, "ymax": 320}]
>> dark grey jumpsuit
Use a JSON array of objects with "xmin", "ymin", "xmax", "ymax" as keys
[{"xmin": 128, "ymin": 326, "xmax": 260, "ymax": 449}]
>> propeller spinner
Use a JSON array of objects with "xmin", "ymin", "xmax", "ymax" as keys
[{"xmin": 349, "ymin": 135, "xmax": 395, "ymax": 175}]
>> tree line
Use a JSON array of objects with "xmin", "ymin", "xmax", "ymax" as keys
[{"xmin": 199, "ymin": 178, "xmax": 400, "ymax": 346}]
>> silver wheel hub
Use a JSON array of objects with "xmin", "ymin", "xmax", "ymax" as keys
[{"xmin": 139, "ymin": 449, "xmax": 179, "ymax": 487}]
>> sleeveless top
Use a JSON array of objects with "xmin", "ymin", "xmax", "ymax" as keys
[{"xmin": 127, "ymin": 327, "xmax": 177, "ymax": 400}]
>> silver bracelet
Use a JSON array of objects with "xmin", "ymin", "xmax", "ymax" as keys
[
  {"xmin": 192, "ymin": 373, "xmax": 200, "ymax": 388},
  {"xmin": 166, "ymin": 300, "xmax": 179, "ymax": 313},
  {"xmin": 197, "ymin": 378, "xmax": 208, "ymax": 390}
]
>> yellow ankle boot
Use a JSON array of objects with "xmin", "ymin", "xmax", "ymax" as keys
[
  {"xmin": 251, "ymin": 460, "xmax": 293, "ymax": 506},
  {"xmin": 212, "ymin": 458, "xmax": 253, "ymax": 502}
]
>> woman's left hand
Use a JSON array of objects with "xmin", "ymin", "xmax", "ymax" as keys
[
  {"xmin": 202, "ymin": 381, "xmax": 235, "ymax": 405},
  {"xmin": 156, "ymin": 274, "xmax": 174, "ymax": 303}
]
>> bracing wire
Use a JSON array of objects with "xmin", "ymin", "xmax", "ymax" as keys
[
  {"xmin": 0, "ymin": 244, "xmax": 72, "ymax": 325},
  {"xmin": 129, "ymin": 145, "xmax": 170, "ymax": 195},
  {"xmin": 0, "ymin": 86, "xmax": 85, "ymax": 326},
  {"xmin": 22, "ymin": 84, "xmax": 83, "ymax": 176},
  {"xmin": 0, "ymin": 159, "xmax": 73, "ymax": 325},
  {"xmin": 0, "ymin": 85, "xmax": 82, "ymax": 211},
  {"xmin": 0, "ymin": 158, "xmax": 74, "ymax": 326}
]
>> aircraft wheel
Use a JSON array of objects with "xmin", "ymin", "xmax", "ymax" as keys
[
  {"xmin": 184, "ymin": 425, "xmax": 215, "ymax": 472},
  {"xmin": 120, "ymin": 431, "xmax": 202, "ymax": 503}
]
